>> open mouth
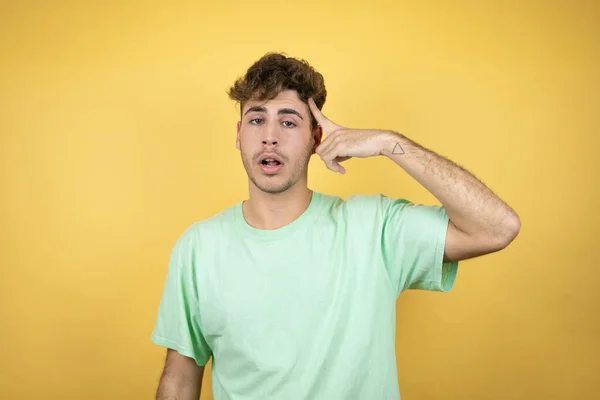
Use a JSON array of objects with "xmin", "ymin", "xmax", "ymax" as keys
[
  {"xmin": 259, "ymin": 155, "xmax": 284, "ymax": 174},
  {"xmin": 261, "ymin": 158, "xmax": 281, "ymax": 167}
]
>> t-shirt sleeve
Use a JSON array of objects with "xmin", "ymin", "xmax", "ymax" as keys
[
  {"xmin": 150, "ymin": 232, "xmax": 212, "ymax": 367},
  {"xmin": 378, "ymin": 194, "xmax": 459, "ymax": 297}
]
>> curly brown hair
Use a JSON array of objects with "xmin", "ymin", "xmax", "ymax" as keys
[{"xmin": 227, "ymin": 52, "xmax": 327, "ymax": 130}]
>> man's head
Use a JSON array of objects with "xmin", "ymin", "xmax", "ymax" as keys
[{"xmin": 228, "ymin": 52, "xmax": 326, "ymax": 194}]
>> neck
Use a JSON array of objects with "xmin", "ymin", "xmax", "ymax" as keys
[{"xmin": 242, "ymin": 183, "xmax": 313, "ymax": 230}]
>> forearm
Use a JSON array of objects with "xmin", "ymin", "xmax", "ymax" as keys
[{"xmin": 379, "ymin": 130, "xmax": 520, "ymax": 243}]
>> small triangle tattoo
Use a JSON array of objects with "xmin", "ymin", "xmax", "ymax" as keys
[{"xmin": 392, "ymin": 142, "xmax": 405, "ymax": 155}]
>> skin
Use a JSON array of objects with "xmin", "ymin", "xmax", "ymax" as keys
[
  {"xmin": 155, "ymin": 349, "xmax": 203, "ymax": 399},
  {"xmin": 235, "ymin": 89, "xmax": 323, "ymax": 230}
]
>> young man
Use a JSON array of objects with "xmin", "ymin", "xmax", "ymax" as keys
[{"xmin": 151, "ymin": 53, "xmax": 520, "ymax": 400}]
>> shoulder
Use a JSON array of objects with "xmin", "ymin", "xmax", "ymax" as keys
[
  {"xmin": 171, "ymin": 202, "xmax": 238, "ymax": 254},
  {"xmin": 336, "ymin": 192, "xmax": 411, "ymax": 216},
  {"xmin": 315, "ymin": 192, "xmax": 412, "ymax": 230}
]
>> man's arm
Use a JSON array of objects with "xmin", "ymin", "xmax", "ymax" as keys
[
  {"xmin": 306, "ymin": 98, "xmax": 520, "ymax": 263},
  {"xmin": 156, "ymin": 349, "xmax": 204, "ymax": 400},
  {"xmin": 380, "ymin": 131, "xmax": 521, "ymax": 262}
]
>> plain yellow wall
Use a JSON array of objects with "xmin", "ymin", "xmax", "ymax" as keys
[{"xmin": 1, "ymin": 1, "xmax": 598, "ymax": 399}]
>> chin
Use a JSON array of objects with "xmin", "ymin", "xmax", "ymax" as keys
[
  {"xmin": 251, "ymin": 174, "xmax": 297, "ymax": 194},
  {"xmin": 257, "ymin": 181, "xmax": 294, "ymax": 194}
]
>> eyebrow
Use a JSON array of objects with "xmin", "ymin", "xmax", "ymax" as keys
[{"xmin": 244, "ymin": 106, "xmax": 304, "ymax": 120}]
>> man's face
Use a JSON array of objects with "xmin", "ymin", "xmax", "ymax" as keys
[{"xmin": 236, "ymin": 90, "xmax": 322, "ymax": 194}]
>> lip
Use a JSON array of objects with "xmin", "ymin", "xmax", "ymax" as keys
[
  {"xmin": 259, "ymin": 162, "xmax": 283, "ymax": 175},
  {"xmin": 258, "ymin": 152, "xmax": 284, "ymax": 175}
]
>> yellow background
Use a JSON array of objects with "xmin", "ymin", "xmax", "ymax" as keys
[{"xmin": 1, "ymin": 1, "xmax": 598, "ymax": 399}]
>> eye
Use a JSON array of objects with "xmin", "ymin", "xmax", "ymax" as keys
[
  {"xmin": 249, "ymin": 118, "xmax": 263, "ymax": 125},
  {"xmin": 282, "ymin": 121, "xmax": 296, "ymax": 128}
]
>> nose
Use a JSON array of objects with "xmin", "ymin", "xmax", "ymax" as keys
[{"xmin": 262, "ymin": 122, "xmax": 279, "ymax": 146}]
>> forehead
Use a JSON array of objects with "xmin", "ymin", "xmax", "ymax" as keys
[{"xmin": 243, "ymin": 90, "xmax": 308, "ymax": 114}]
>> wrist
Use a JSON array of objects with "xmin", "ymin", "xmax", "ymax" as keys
[{"xmin": 379, "ymin": 130, "xmax": 404, "ymax": 157}]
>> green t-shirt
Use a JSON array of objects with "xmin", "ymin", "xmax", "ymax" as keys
[{"xmin": 151, "ymin": 191, "xmax": 459, "ymax": 399}]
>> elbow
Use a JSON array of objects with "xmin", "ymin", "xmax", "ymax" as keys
[{"xmin": 497, "ymin": 212, "xmax": 521, "ymax": 248}]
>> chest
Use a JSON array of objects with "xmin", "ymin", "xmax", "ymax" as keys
[
  {"xmin": 199, "ymin": 234, "xmax": 349, "ymax": 329},
  {"xmin": 194, "ymin": 228, "xmax": 392, "ymax": 370}
]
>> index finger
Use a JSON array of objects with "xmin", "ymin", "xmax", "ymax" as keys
[{"xmin": 308, "ymin": 98, "xmax": 338, "ymax": 133}]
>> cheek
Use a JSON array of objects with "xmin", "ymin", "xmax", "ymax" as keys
[
  {"xmin": 238, "ymin": 127, "xmax": 260, "ymax": 145},
  {"xmin": 239, "ymin": 139, "xmax": 258, "ymax": 158},
  {"xmin": 289, "ymin": 140, "xmax": 313, "ymax": 162}
]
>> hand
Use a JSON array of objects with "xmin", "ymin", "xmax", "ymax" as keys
[{"xmin": 308, "ymin": 98, "xmax": 393, "ymax": 174}]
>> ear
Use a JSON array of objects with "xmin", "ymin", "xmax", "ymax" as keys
[
  {"xmin": 311, "ymin": 125, "xmax": 323, "ymax": 154},
  {"xmin": 236, "ymin": 121, "xmax": 241, "ymax": 150}
]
